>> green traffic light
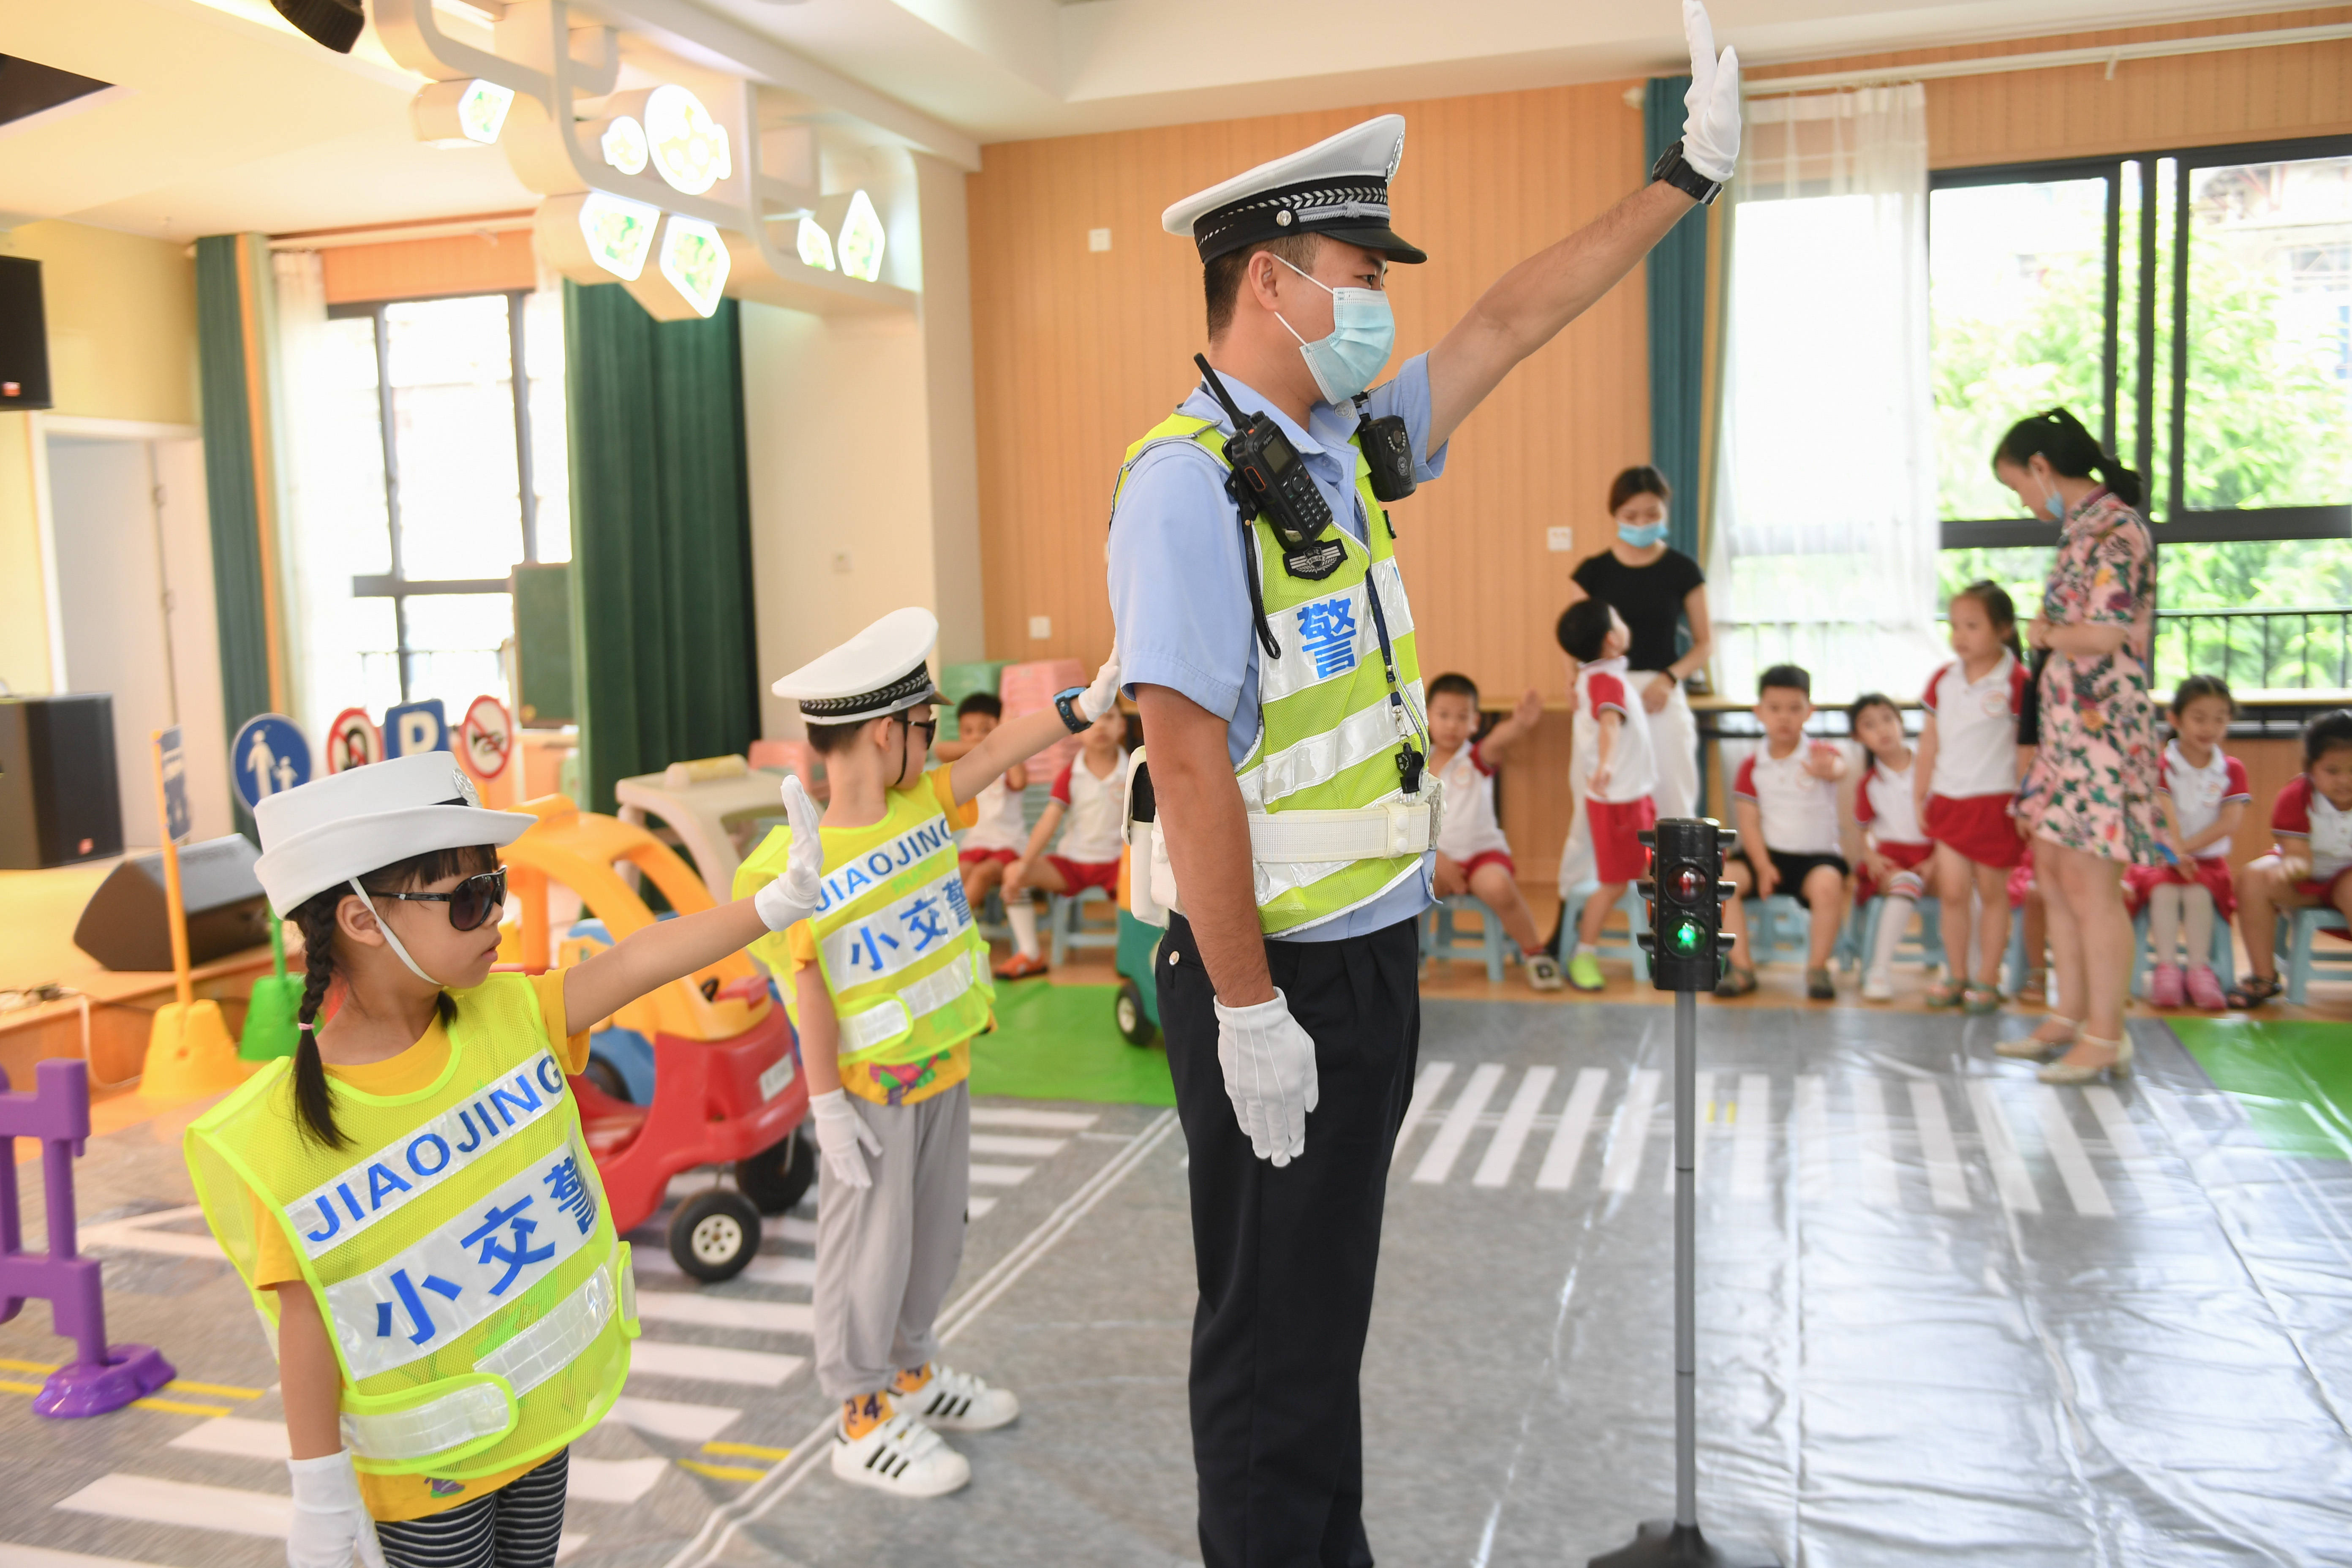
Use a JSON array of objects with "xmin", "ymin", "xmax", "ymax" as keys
[{"xmin": 1671, "ymin": 918, "xmax": 1705, "ymax": 955}]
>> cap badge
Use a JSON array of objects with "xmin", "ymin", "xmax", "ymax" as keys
[
  {"xmin": 1275, "ymin": 208, "xmax": 1292, "ymax": 226},
  {"xmin": 453, "ymin": 768, "xmax": 478, "ymax": 806},
  {"xmin": 1386, "ymin": 138, "xmax": 1403, "ymax": 179}
]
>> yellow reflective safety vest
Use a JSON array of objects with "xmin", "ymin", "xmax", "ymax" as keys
[
  {"xmin": 185, "ymin": 976, "xmax": 634, "ymax": 1479},
  {"xmin": 735, "ymin": 774, "xmax": 993, "ymax": 1068},
  {"xmin": 1114, "ymin": 411, "xmax": 1432, "ymax": 935}
]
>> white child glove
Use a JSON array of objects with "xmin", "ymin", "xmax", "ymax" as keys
[
  {"xmin": 1680, "ymin": 0, "xmax": 1742, "ymax": 182},
  {"xmin": 1212, "ymin": 990, "xmax": 1320, "ymax": 1167},
  {"xmin": 285, "ymin": 1451, "xmax": 385, "ymax": 1568},
  {"xmin": 809, "ymin": 1089, "xmax": 882, "ymax": 1190},
  {"xmin": 1078, "ymin": 645, "xmax": 1123, "ymax": 722},
  {"xmin": 754, "ymin": 775, "xmax": 826, "ymax": 932}
]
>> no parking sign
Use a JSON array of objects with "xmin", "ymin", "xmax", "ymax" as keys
[
  {"xmin": 459, "ymin": 694, "xmax": 514, "ymax": 781},
  {"xmin": 230, "ymin": 713, "xmax": 312, "ymax": 812},
  {"xmin": 324, "ymin": 707, "xmax": 382, "ymax": 773},
  {"xmin": 383, "ymin": 699, "xmax": 450, "ymax": 759}
]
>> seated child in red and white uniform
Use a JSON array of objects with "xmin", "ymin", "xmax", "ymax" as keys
[
  {"xmin": 1722, "ymin": 663, "xmax": 1849, "ymax": 1000},
  {"xmin": 995, "ymin": 707, "xmax": 1128, "ymax": 980},
  {"xmin": 944, "ymin": 693, "xmax": 1032, "ymax": 915},
  {"xmin": 2230, "ymin": 708, "xmax": 2352, "ymax": 1009},
  {"xmin": 1425, "ymin": 672, "xmax": 1561, "ymax": 991},
  {"xmin": 1554, "ymin": 603, "xmax": 1659, "ymax": 993},
  {"xmin": 1849, "ymin": 692, "xmax": 1935, "ymax": 1002},
  {"xmin": 2126, "ymin": 676, "xmax": 2249, "ymax": 1010},
  {"xmin": 1914, "ymin": 580, "xmax": 2029, "ymax": 1015}
]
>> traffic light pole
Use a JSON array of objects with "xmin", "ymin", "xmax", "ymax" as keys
[{"xmin": 1673, "ymin": 985, "xmax": 1699, "ymax": 1535}]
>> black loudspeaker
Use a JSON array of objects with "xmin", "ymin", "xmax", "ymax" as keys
[
  {"xmin": 0, "ymin": 694, "xmax": 121, "ymax": 868},
  {"xmin": 0, "ymin": 255, "xmax": 52, "ymax": 410},
  {"xmin": 73, "ymin": 834, "xmax": 272, "ymax": 972}
]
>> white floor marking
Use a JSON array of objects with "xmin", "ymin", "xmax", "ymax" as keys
[
  {"xmin": 634, "ymin": 1251, "xmax": 815, "ymax": 1288},
  {"xmin": 1601, "ymin": 1070, "xmax": 1661, "ymax": 1194},
  {"xmin": 967, "ymin": 1134, "xmax": 1069, "ymax": 1158},
  {"xmin": 2083, "ymin": 1086, "xmax": 2168, "ymax": 1213},
  {"xmin": 626, "ymin": 1340, "xmax": 803, "ymax": 1388},
  {"xmin": 1534, "ymin": 1068, "xmax": 1608, "ymax": 1192},
  {"xmin": 771, "ymin": 1215, "xmax": 819, "ymax": 1244},
  {"xmin": 167, "ymin": 1416, "xmax": 287, "ymax": 1461},
  {"xmin": 969, "ymin": 1163, "xmax": 1034, "ymax": 1187},
  {"xmin": 1967, "ymin": 1079, "xmax": 2044, "ymax": 1214},
  {"xmin": 2139, "ymin": 1080, "xmax": 2209, "ymax": 1159},
  {"xmin": 76, "ymin": 1207, "xmax": 224, "ymax": 1261},
  {"xmin": 1733, "ymin": 1074, "xmax": 1770, "ymax": 1200},
  {"xmin": 1908, "ymin": 1079, "xmax": 1972, "ymax": 1212},
  {"xmin": 2034, "ymin": 1085, "xmax": 2115, "ymax": 1217},
  {"xmin": 1851, "ymin": 1075, "xmax": 1899, "ymax": 1209},
  {"xmin": 1413, "ymin": 1063, "xmax": 1506, "ymax": 1185},
  {"xmin": 969, "ymin": 1197, "xmax": 999, "ymax": 1219},
  {"xmin": 606, "ymin": 1394, "xmax": 742, "ymax": 1443},
  {"xmin": 1395, "ymin": 1062, "xmax": 1456, "ymax": 1154},
  {"xmin": 968, "ymin": 1107, "xmax": 1098, "ymax": 1130},
  {"xmin": 1475, "ymin": 1066, "xmax": 1558, "ymax": 1189},
  {"xmin": 1796, "ymin": 1075, "xmax": 1831, "ymax": 1205},
  {"xmin": 55, "ymin": 1475, "xmax": 291, "ymax": 1538},
  {"xmin": 567, "ymin": 1457, "xmax": 670, "ymax": 1505},
  {"xmin": 0, "ymin": 1547, "xmax": 170, "ymax": 1568},
  {"xmin": 556, "ymin": 1532, "xmax": 589, "ymax": 1563},
  {"xmin": 632, "ymin": 1293, "xmax": 814, "ymax": 1336}
]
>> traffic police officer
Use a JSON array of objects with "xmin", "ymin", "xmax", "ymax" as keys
[{"xmin": 1106, "ymin": 5, "xmax": 1744, "ymax": 1562}]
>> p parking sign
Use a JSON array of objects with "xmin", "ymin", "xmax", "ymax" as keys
[{"xmin": 384, "ymin": 699, "xmax": 450, "ymax": 759}]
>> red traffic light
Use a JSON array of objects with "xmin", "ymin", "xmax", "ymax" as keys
[{"xmin": 1668, "ymin": 864, "xmax": 1706, "ymax": 903}]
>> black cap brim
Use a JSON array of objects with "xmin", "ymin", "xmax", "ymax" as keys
[{"xmin": 1315, "ymin": 223, "xmax": 1427, "ymax": 265}]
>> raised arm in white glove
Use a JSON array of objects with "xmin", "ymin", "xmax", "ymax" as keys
[
  {"xmin": 808, "ymin": 1088, "xmax": 883, "ymax": 1189},
  {"xmin": 1078, "ymin": 645, "xmax": 1123, "ymax": 722},
  {"xmin": 1212, "ymin": 990, "xmax": 1320, "ymax": 1167},
  {"xmin": 753, "ymin": 774, "xmax": 826, "ymax": 933},
  {"xmin": 1680, "ymin": 0, "xmax": 1742, "ymax": 182},
  {"xmin": 286, "ymin": 1451, "xmax": 385, "ymax": 1568}
]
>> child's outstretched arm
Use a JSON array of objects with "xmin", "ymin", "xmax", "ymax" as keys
[
  {"xmin": 948, "ymin": 652, "xmax": 1120, "ymax": 806},
  {"xmin": 564, "ymin": 776, "xmax": 826, "ymax": 1029},
  {"xmin": 1480, "ymin": 688, "xmax": 1546, "ymax": 762}
]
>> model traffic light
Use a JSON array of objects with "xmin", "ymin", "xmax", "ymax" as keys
[{"xmin": 1637, "ymin": 819, "xmax": 1738, "ymax": 993}]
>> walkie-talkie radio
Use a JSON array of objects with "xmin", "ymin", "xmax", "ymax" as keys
[
  {"xmin": 1195, "ymin": 354, "xmax": 1331, "ymax": 550},
  {"xmin": 1352, "ymin": 395, "xmax": 1416, "ymax": 504}
]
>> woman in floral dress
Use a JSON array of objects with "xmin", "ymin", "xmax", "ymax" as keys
[{"xmin": 1993, "ymin": 409, "xmax": 2158, "ymax": 1084}]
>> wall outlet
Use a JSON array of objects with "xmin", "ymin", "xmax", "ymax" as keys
[
  {"xmin": 1546, "ymin": 527, "xmax": 1576, "ymax": 553},
  {"xmin": 832, "ymin": 550, "xmax": 853, "ymax": 574},
  {"xmin": 1087, "ymin": 228, "xmax": 1111, "ymax": 253},
  {"xmin": 1028, "ymin": 615, "xmax": 1052, "ymax": 640}
]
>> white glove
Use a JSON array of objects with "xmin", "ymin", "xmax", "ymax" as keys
[
  {"xmin": 1679, "ymin": 0, "xmax": 1742, "ymax": 182},
  {"xmin": 809, "ymin": 1088, "xmax": 882, "ymax": 1190},
  {"xmin": 1077, "ymin": 645, "xmax": 1123, "ymax": 722},
  {"xmin": 753, "ymin": 775, "xmax": 826, "ymax": 932},
  {"xmin": 1212, "ymin": 989, "xmax": 1319, "ymax": 1167},
  {"xmin": 285, "ymin": 1451, "xmax": 384, "ymax": 1568}
]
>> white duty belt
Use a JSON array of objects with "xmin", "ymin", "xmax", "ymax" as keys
[{"xmin": 1245, "ymin": 799, "xmax": 1431, "ymax": 862}]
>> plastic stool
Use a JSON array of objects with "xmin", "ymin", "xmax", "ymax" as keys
[
  {"xmin": 1565, "ymin": 886, "xmax": 1652, "ymax": 984},
  {"xmin": 1048, "ymin": 886, "xmax": 1119, "ymax": 966},
  {"xmin": 1422, "ymin": 895, "xmax": 1508, "ymax": 983},
  {"xmin": 2128, "ymin": 903, "xmax": 2237, "ymax": 999},
  {"xmin": 2279, "ymin": 905, "xmax": 2352, "ymax": 1005}
]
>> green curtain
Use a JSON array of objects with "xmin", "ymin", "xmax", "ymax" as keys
[
  {"xmin": 194, "ymin": 234, "xmax": 274, "ymax": 836},
  {"xmin": 1643, "ymin": 78, "xmax": 1709, "ymax": 561},
  {"xmin": 563, "ymin": 282, "xmax": 760, "ymax": 815}
]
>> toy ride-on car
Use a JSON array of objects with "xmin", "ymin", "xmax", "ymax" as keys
[
  {"xmin": 502, "ymin": 793, "xmax": 813, "ymax": 1282},
  {"xmin": 1113, "ymin": 849, "xmax": 1162, "ymax": 1046}
]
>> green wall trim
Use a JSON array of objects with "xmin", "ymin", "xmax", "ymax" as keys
[{"xmin": 194, "ymin": 234, "xmax": 273, "ymax": 836}]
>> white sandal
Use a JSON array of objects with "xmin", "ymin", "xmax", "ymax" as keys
[
  {"xmin": 2039, "ymin": 1031, "xmax": 2134, "ymax": 1084},
  {"xmin": 1996, "ymin": 1015, "xmax": 2078, "ymax": 1059}
]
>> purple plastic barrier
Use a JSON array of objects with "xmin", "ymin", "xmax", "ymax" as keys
[{"xmin": 0, "ymin": 1059, "xmax": 174, "ymax": 1417}]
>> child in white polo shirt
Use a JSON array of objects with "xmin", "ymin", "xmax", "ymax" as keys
[
  {"xmin": 1850, "ymin": 691, "xmax": 1936, "ymax": 1001},
  {"xmin": 1913, "ymin": 580, "xmax": 2029, "ymax": 1015},
  {"xmin": 1722, "ymin": 663, "xmax": 1848, "ymax": 999},
  {"xmin": 1555, "ymin": 602, "xmax": 1659, "ymax": 992},
  {"xmin": 1424, "ymin": 671, "xmax": 1561, "ymax": 989},
  {"xmin": 996, "ymin": 706, "xmax": 1128, "ymax": 979}
]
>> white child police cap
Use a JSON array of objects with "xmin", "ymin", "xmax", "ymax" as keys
[
  {"xmin": 1162, "ymin": 114, "xmax": 1426, "ymax": 266},
  {"xmin": 252, "ymin": 751, "xmax": 535, "ymax": 918},
  {"xmin": 771, "ymin": 607, "xmax": 940, "ymax": 724}
]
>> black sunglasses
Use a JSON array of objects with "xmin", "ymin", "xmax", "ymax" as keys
[{"xmin": 377, "ymin": 867, "xmax": 509, "ymax": 933}]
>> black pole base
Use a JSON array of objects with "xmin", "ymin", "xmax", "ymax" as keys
[{"xmin": 1588, "ymin": 1519, "xmax": 1782, "ymax": 1568}]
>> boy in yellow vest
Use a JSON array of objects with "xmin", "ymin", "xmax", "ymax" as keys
[{"xmin": 738, "ymin": 608, "xmax": 1120, "ymax": 1497}]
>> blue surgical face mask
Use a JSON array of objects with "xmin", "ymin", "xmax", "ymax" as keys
[
  {"xmin": 1618, "ymin": 519, "xmax": 1669, "ymax": 548},
  {"xmin": 1273, "ymin": 253, "xmax": 1394, "ymax": 405},
  {"xmin": 2044, "ymin": 487, "xmax": 2066, "ymax": 523}
]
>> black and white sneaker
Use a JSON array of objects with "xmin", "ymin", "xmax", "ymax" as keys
[
  {"xmin": 830, "ymin": 1412, "xmax": 970, "ymax": 1497},
  {"xmin": 893, "ymin": 1364, "xmax": 1019, "ymax": 1432}
]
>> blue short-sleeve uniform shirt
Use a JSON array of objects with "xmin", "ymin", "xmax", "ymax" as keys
[{"xmin": 1106, "ymin": 353, "xmax": 1450, "ymax": 942}]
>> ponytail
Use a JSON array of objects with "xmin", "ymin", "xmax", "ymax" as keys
[
  {"xmin": 288, "ymin": 892, "xmax": 349, "ymax": 1150},
  {"xmin": 1992, "ymin": 406, "xmax": 2143, "ymax": 509}
]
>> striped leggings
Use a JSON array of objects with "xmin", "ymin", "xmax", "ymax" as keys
[{"xmin": 375, "ymin": 1449, "xmax": 569, "ymax": 1568}]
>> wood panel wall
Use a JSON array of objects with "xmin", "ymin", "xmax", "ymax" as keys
[{"xmin": 319, "ymin": 229, "xmax": 538, "ymax": 306}]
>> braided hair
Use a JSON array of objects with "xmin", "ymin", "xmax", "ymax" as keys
[{"xmin": 1992, "ymin": 407, "xmax": 2145, "ymax": 509}]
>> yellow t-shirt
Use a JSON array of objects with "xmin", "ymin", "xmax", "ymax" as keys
[
  {"xmin": 784, "ymin": 766, "xmax": 980, "ymax": 1107},
  {"xmin": 253, "ymin": 970, "xmax": 588, "ymax": 1522}
]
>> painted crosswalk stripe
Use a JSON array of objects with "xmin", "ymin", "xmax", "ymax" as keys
[
  {"xmin": 56, "ymin": 1474, "xmax": 291, "ymax": 1538},
  {"xmin": 1851, "ymin": 1074, "xmax": 1899, "ymax": 1209},
  {"xmin": 625, "ymin": 1339, "xmax": 803, "ymax": 1388},
  {"xmin": 1908, "ymin": 1080, "xmax": 1971, "ymax": 1211},
  {"xmin": 634, "ymin": 1250, "xmax": 816, "ymax": 1288},
  {"xmin": 1474, "ymin": 1066, "xmax": 1557, "ymax": 1189},
  {"xmin": 1413, "ymin": 1063, "xmax": 1505, "ymax": 1185},
  {"xmin": 1966, "ymin": 1079, "xmax": 2043, "ymax": 1214},
  {"xmin": 1796, "ymin": 1075, "xmax": 1831, "ymax": 1205},
  {"xmin": 2138, "ymin": 1080, "xmax": 2209, "ymax": 1160},
  {"xmin": 772, "ymin": 1215, "xmax": 819, "ymax": 1244},
  {"xmin": 2082, "ymin": 1086, "xmax": 2168, "ymax": 1214},
  {"xmin": 1534, "ymin": 1068, "xmax": 1607, "ymax": 1192},
  {"xmin": 969, "ymin": 1107, "xmax": 1098, "ymax": 1131},
  {"xmin": 969, "ymin": 1196, "xmax": 999, "ymax": 1219},
  {"xmin": 1601, "ymin": 1069, "xmax": 1661, "ymax": 1194},
  {"xmin": 2034, "ymin": 1085, "xmax": 2114, "ymax": 1216},
  {"xmin": 568, "ymin": 1456, "xmax": 668, "ymax": 1504},
  {"xmin": 633, "ymin": 1293, "xmax": 814, "ymax": 1336},
  {"xmin": 557, "ymin": 1532, "xmax": 589, "ymax": 1562},
  {"xmin": 606, "ymin": 1394, "xmax": 741, "ymax": 1443},
  {"xmin": 1664, "ymin": 1072, "xmax": 1716, "ymax": 1195},
  {"xmin": 1396, "ymin": 1062, "xmax": 1455, "ymax": 1152},
  {"xmin": 969, "ymin": 1163, "xmax": 1033, "ymax": 1187},
  {"xmin": 168, "ymin": 1416, "xmax": 286, "ymax": 1461},
  {"xmin": 968, "ymin": 1134, "xmax": 1068, "ymax": 1158},
  {"xmin": 0, "ymin": 1546, "xmax": 171, "ymax": 1568},
  {"xmin": 1732, "ymin": 1074, "xmax": 1770, "ymax": 1200}
]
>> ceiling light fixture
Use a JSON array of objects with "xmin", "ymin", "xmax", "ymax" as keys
[
  {"xmin": 601, "ymin": 116, "xmax": 648, "ymax": 176},
  {"xmin": 659, "ymin": 218, "xmax": 731, "ymax": 318},
  {"xmin": 796, "ymin": 214, "xmax": 835, "ymax": 272},
  {"xmin": 835, "ymin": 189, "xmax": 886, "ymax": 283},
  {"xmin": 577, "ymin": 190, "xmax": 661, "ymax": 281},
  {"xmin": 270, "ymin": 0, "xmax": 364, "ymax": 53},
  {"xmin": 644, "ymin": 84, "xmax": 730, "ymax": 196}
]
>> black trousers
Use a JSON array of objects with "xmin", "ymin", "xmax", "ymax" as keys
[{"xmin": 1158, "ymin": 913, "xmax": 1422, "ymax": 1568}]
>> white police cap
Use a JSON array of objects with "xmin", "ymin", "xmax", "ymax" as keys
[
  {"xmin": 1162, "ymin": 114, "xmax": 1424, "ymax": 265},
  {"xmin": 252, "ymin": 751, "xmax": 535, "ymax": 917},
  {"xmin": 772, "ymin": 607, "xmax": 940, "ymax": 724}
]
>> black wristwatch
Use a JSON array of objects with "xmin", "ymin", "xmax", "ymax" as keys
[
  {"xmin": 1053, "ymin": 686, "xmax": 1091, "ymax": 733},
  {"xmin": 1648, "ymin": 139, "xmax": 1724, "ymax": 207}
]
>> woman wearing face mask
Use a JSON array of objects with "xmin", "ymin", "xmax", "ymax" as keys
[{"xmin": 1990, "ymin": 406, "xmax": 2159, "ymax": 1085}]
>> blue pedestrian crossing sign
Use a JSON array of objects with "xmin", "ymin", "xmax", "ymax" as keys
[
  {"xmin": 155, "ymin": 726, "xmax": 191, "ymax": 844},
  {"xmin": 384, "ymin": 699, "xmax": 451, "ymax": 759},
  {"xmin": 231, "ymin": 713, "xmax": 312, "ymax": 813}
]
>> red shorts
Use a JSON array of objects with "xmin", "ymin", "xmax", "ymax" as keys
[
  {"xmin": 1923, "ymin": 792, "xmax": 2024, "ymax": 869},
  {"xmin": 2293, "ymin": 864, "xmax": 2352, "ymax": 905},
  {"xmin": 1448, "ymin": 849, "xmax": 1516, "ymax": 881},
  {"xmin": 1857, "ymin": 839, "xmax": 1934, "ymax": 903},
  {"xmin": 959, "ymin": 847, "xmax": 1018, "ymax": 868},
  {"xmin": 1588, "ymin": 796, "xmax": 1658, "ymax": 884},
  {"xmin": 2123, "ymin": 855, "xmax": 2237, "ymax": 920},
  {"xmin": 1045, "ymin": 855, "xmax": 1121, "ymax": 896}
]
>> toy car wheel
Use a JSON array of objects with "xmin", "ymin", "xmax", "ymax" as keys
[
  {"xmin": 670, "ymin": 1189, "xmax": 762, "ymax": 1283},
  {"xmin": 583, "ymin": 1057, "xmax": 631, "ymax": 1103},
  {"xmin": 1115, "ymin": 978, "xmax": 1156, "ymax": 1047},
  {"xmin": 736, "ymin": 1130, "xmax": 817, "ymax": 1216}
]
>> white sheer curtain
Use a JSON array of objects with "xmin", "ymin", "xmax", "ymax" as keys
[{"xmin": 1708, "ymin": 84, "xmax": 1943, "ymax": 705}]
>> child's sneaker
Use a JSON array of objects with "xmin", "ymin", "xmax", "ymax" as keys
[
  {"xmin": 1524, "ymin": 953, "xmax": 1565, "ymax": 991},
  {"xmin": 2147, "ymin": 962, "xmax": 2185, "ymax": 1008},
  {"xmin": 832, "ymin": 1412, "xmax": 970, "ymax": 1497},
  {"xmin": 1861, "ymin": 969, "xmax": 1894, "ymax": 1002},
  {"xmin": 1565, "ymin": 952, "xmax": 1604, "ymax": 992},
  {"xmin": 891, "ymin": 1364, "xmax": 1019, "ymax": 1432},
  {"xmin": 993, "ymin": 953, "xmax": 1048, "ymax": 981},
  {"xmin": 2184, "ymin": 964, "xmax": 2228, "ymax": 1010}
]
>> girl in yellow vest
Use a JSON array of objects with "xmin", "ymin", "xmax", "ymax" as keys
[
  {"xmin": 738, "ymin": 608, "xmax": 1120, "ymax": 1497},
  {"xmin": 188, "ymin": 751, "xmax": 822, "ymax": 1568}
]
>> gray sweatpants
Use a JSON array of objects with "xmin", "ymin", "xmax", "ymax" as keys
[{"xmin": 812, "ymin": 1081, "xmax": 971, "ymax": 1402}]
